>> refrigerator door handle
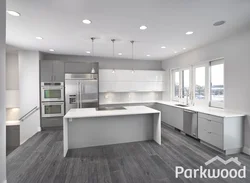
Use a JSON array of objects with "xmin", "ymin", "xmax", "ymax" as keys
[
  {"xmin": 79, "ymin": 81, "xmax": 82, "ymax": 108},
  {"xmin": 77, "ymin": 81, "xmax": 79, "ymax": 108}
]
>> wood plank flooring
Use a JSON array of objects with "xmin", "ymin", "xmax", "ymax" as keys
[{"xmin": 7, "ymin": 123, "xmax": 250, "ymax": 183}]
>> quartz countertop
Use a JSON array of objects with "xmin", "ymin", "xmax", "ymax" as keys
[
  {"xmin": 99, "ymin": 100, "xmax": 245, "ymax": 118},
  {"xmin": 64, "ymin": 106, "xmax": 160, "ymax": 119},
  {"xmin": 156, "ymin": 101, "xmax": 245, "ymax": 118},
  {"xmin": 6, "ymin": 120, "xmax": 20, "ymax": 126}
]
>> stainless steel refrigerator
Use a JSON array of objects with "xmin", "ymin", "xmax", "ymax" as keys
[{"xmin": 65, "ymin": 73, "xmax": 98, "ymax": 112}]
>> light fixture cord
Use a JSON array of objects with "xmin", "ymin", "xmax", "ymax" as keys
[
  {"xmin": 91, "ymin": 37, "xmax": 95, "ymax": 56},
  {"xmin": 111, "ymin": 39, "xmax": 115, "ymax": 57},
  {"xmin": 131, "ymin": 41, "xmax": 134, "ymax": 60}
]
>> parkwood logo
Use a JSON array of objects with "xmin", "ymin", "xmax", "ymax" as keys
[{"xmin": 175, "ymin": 156, "xmax": 246, "ymax": 179}]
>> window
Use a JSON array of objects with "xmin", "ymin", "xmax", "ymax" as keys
[
  {"xmin": 194, "ymin": 67, "xmax": 205, "ymax": 100},
  {"xmin": 172, "ymin": 70, "xmax": 180, "ymax": 100},
  {"xmin": 171, "ymin": 59, "xmax": 224, "ymax": 108},
  {"xmin": 210, "ymin": 60, "xmax": 224, "ymax": 108},
  {"xmin": 172, "ymin": 68, "xmax": 190, "ymax": 101},
  {"xmin": 182, "ymin": 69, "xmax": 190, "ymax": 99}
]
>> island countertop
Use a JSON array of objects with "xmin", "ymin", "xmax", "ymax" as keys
[{"xmin": 64, "ymin": 106, "xmax": 160, "ymax": 119}]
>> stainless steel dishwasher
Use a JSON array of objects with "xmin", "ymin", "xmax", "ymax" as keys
[{"xmin": 183, "ymin": 110, "xmax": 198, "ymax": 138}]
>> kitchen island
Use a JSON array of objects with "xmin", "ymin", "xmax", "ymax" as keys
[{"xmin": 63, "ymin": 106, "xmax": 161, "ymax": 157}]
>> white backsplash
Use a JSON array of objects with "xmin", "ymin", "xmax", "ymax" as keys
[{"xmin": 99, "ymin": 92, "xmax": 162, "ymax": 104}]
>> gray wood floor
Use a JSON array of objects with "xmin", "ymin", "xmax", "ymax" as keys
[{"xmin": 7, "ymin": 123, "xmax": 250, "ymax": 183}]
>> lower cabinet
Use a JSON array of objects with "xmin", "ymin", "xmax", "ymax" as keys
[
  {"xmin": 153, "ymin": 103, "xmax": 183, "ymax": 131},
  {"xmin": 198, "ymin": 113, "xmax": 243, "ymax": 155},
  {"xmin": 6, "ymin": 125, "xmax": 20, "ymax": 148},
  {"xmin": 41, "ymin": 117, "xmax": 63, "ymax": 128}
]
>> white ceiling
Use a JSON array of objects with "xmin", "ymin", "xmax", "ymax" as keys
[{"xmin": 6, "ymin": 0, "xmax": 250, "ymax": 60}]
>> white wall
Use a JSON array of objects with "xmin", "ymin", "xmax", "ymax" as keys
[
  {"xmin": 0, "ymin": 0, "xmax": 6, "ymax": 182},
  {"xmin": 19, "ymin": 51, "xmax": 41, "ymax": 144},
  {"xmin": 43, "ymin": 54, "xmax": 163, "ymax": 70},
  {"xmin": 162, "ymin": 27, "xmax": 250, "ymax": 152},
  {"xmin": 6, "ymin": 53, "xmax": 19, "ymax": 90}
]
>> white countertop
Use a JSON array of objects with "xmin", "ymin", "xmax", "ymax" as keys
[
  {"xmin": 64, "ymin": 106, "xmax": 160, "ymax": 119},
  {"xmin": 6, "ymin": 120, "xmax": 20, "ymax": 126},
  {"xmin": 100, "ymin": 100, "xmax": 245, "ymax": 118},
  {"xmin": 156, "ymin": 101, "xmax": 245, "ymax": 118}
]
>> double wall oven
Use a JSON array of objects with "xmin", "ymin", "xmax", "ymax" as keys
[{"xmin": 41, "ymin": 82, "xmax": 64, "ymax": 118}]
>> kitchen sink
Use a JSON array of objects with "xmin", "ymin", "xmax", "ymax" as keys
[
  {"xmin": 96, "ymin": 106, "xmax": 126, "ymax": 111},
  {"xmin": 175, "ymin": 104, "xmax": 189, "ymax": 107}
]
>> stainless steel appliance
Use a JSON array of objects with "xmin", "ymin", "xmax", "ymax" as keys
[
  {"xmin": 65, "ymin": 73, "xmax": 98, "ymax": 112},
  {"xmin": 41, "ymin": 82, "xmax": 64, "ymax": 102},
  {"xmin": 41, "ymin": 102, "xmax": 64, "ymax": 117},
  {"xmin": 183, "ymin": 110, "xmax": 198, "ymax": 138}
]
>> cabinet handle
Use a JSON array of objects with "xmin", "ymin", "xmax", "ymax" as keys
[
  {"xmin": 208, "ymin": 132, "xmax": 212, "ymax": 134},
  {"xmin": 51, "ymin": 76, "xmax": 53, "ymax": 81}
]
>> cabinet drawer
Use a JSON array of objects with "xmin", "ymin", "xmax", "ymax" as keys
[
  {"xmin": 198, "ymin": 113, "xmax": 223, "ymax": 123},
  {"xmin": 199, "ymin": 128, "xmax": 223, "ymax": 149},
  {"xmin": 198, "ymin": 117, "xmax": 223, "ymax": 136}
]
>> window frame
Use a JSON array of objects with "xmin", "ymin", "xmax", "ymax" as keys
[
  {"xmin": 171, "ymin": 67, "xmax": 191, "ymax": 102},
  {"xmin": 170, "ymin": 58, "xmax": 225, "ymax": 109},
  {"xmin": 171, "ymin": 69, "xmax": 180, "ymax": 101},
  {"xmin": 209, "ymin": 59, "xmax": 225, "ymax": 108},
  {"xmin": 192, "ymin": 63, "xmax": 209, "ymax": 106}
]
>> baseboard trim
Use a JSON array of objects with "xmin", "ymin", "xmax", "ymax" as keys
[{"xmin": 243, "ymin": 146, "xmax": 250, "ymax": 155}]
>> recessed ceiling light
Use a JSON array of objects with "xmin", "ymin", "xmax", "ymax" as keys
[
  {"xmin": 146, "ymin": 54, "xmax": 150, "ymax": 57},
  {"xmin": 174, "ymin": 51, "xmax": 177, "ymax": 54},
  {"xmin": 49, "ymin": 49, "xmax": 54, "ymax": 52},
  {"xmin": 82, "ymin": 19, "xmax": 92, "ymax": 24},
  {"xmin": 86, "ymin": 51, "xmax": 91, "ymax": 54},
  {"xmin": 36, "ymin": 37, "xmax": 43, "ymax": 40},
  {"xmin": 213, "ymin": 20, "xmax": 226, "ymax": 26},
  {"xmin": 183, "ymin": 48, "xmax": 186, "ymax": 50},
  {"xmin": 161, "ymin": 46, "xmax": 166, "ymax": 49},
  {"xmin": 140, "ymin": 25, "xmax": 147, "ymax": 30},
  {"xmin": 186, "ymin": 31, "xmax": 193, "ymax": 35},
  {"xmin": 7, "ymin": 10, "xmax": 21, "ymax": 17},
  {"xmin": 118, "ymin": 53, "xmax": 122, "ymax": 56}
]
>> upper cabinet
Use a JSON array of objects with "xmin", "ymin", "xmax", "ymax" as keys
[
  {"xmin": 99, "ymin": 69, "xmax": 116, "ymax": 82},
  {"xmin": 53, "ymin": 61, "xmax": 65, "ymax": 82},
  {"xmin": 41, "ymin": 61, "xmax": 53, "ymax": 82},
  {"xmin": 41, "ymin": 60, "xmax": 65, "ymax": 82},
  {"xmin": 99, "ymin": 69, "xmax": 165, "ymax": 92},
  {"xmin": 65, "ymin": 62, "xmax": 98, "ymax": 74}
]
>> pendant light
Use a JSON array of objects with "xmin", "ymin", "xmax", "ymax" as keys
[
  {"xmin": 111, "ymin": 39, "xmax": 115, "ymax": 73},
  {"xmin": 91, "ymin": 37, "xmax": 96, "ymax": 74},
  {"xmin": 131, "ymin": 40, "xmax": 135, "ymax": 73}
]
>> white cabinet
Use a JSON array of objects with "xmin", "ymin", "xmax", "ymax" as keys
[
  {"xmin": 155, "ymin": 104, "xmax": 183, "ymax": 131},
  {"xmin": 99, "ymin": 70, "xmax": 116, "ymax": 82},
  {"xmin": 198, "ymin": 117, "xmax": 223, "ymax": 149},
  {"xmin": 198, "ymin": 113, "xmax": 243, "ymax": 155},
  {"xmin": 99, "ymin": 82, "xmax": 116, "ymax": 92},
  {"xmin": 99, "ymin": 69, "xmax": 165, "ymax": 93},
  {"xmin": 116, "ymin": 70, "xmax": 134, "ymax": 81}
]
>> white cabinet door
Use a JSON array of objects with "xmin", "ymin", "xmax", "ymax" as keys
[
  {"xmin": 198, "ymin": 117, "xmax": 223, "ymax": 149},
  {"xmin": 99, "ymin": 82, "xmax": 116, "ymax": 92},
  {"xmin": 167, "ymin": 106, "xmax": 183, "ymax": 130},
  {"xmin": 99, "ymin": 70, "xmax": 116, "ymax": 82},
  {"xmin": 133, "ymin": 70, "xmax": 146, "ymax": 82},
  {"xmin": 116, "ymin": 70, "xmax": 134, "ymax": 82},
  {"xmin": 135, "ymin": 82, "xmax": 155, "ymax": 92},
  {"xmin": 115, "ymin": 82, "xmax": 133, "ymax": 92},
  {"xmin": 154, "ymin": 82, "xmax": 165, "ymax": 91}
]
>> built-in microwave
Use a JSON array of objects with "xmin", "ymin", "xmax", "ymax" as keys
[
  {"xmin": 41, "ymin": 102, "xmax": 64, "ymax": 118},
  {"xmin": 41, "ymin": 82, "xmax": 64, "ymax": 102}
]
